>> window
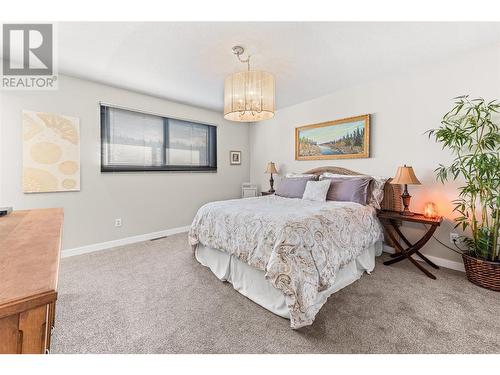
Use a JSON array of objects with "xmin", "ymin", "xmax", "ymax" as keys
[{"xmin": 100, "ymin": 105, "xmax": 217, "ymax": 172}]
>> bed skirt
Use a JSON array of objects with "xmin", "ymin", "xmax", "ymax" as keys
[{"xmin": 195, "ymin": 241, "xmax": 383, "ymax": 319}]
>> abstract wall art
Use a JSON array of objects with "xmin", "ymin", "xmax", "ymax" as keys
[{"xmin": 22, "ymin": 110, "xmax": 80, "ymax": 193}]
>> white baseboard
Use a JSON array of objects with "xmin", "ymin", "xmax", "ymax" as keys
[
  {"xmin": 62, "ymin": 225, "xmax": 191, "ymax": 258},
  {"xmin": 383, "ymin": 244, "xmax": 396, "ymax": 254},
  {"xmin": 382, "ymin": 245, "xmax": 464, "ymax": 272},
  {"xmin": 418, "ymin": 254, "xmax": 465, "ymax": 272}
]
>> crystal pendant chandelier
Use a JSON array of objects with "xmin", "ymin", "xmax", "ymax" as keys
[{"xmin": 224, "ymin": 46, "xmax": 275, "ymax": 122}]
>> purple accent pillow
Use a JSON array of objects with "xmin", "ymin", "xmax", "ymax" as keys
[
  {"xmin": 323, "ymin": 177, "xmax": 372, "ymax": 205},
  {"xmin": 275, "ymin": 176, "xmax": 316, "ymax": 198}
]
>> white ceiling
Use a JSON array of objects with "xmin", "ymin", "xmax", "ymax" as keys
[{"xmin": 56, "ymin": 22, "xmax": 500, "ymax": 111}]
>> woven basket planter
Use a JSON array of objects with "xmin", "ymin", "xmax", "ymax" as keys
[{"xmin": 462, "ymin": 253, "xmax": 500, "ymax": 292}]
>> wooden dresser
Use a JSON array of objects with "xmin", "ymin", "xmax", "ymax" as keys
[{"xmin": 0, "ymin": 208, "xmax": 64, "ymax": 354}]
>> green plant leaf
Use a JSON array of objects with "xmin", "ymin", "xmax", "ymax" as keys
[{"xmin": 429, "ymin": 96, "xmax": 499, "ymax": 260}]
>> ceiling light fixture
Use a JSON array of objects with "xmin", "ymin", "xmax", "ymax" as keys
[{"xmin": 224, "ymin": 46, "xmax": 275, "ymax": 122}]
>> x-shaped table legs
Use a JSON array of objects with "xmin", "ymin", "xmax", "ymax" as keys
[{"xmin": 382, "ymin": 219, "xmax": 439, "ymax": 279}]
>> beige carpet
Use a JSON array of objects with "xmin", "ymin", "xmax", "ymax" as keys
[{"xmin": 51, "ymin": 233, "xmax": 500, "ymax": 354}]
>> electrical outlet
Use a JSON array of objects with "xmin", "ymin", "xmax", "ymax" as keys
[
  {"xmin": 115, "ymin": 218, "xmax": 122, "ymax": 227},
  {"xmin": 450, "ymin": 232, "xmax": 459, "ymax": 244}
]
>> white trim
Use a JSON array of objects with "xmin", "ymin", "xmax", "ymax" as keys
[
  {"xmin": 383, "ymin": 244, "xmax": 396, "ymax": 254},
  {"xmin": 62, "ymin": 225, "xmax": 191, "ymax": 258},
  {"xmin": 383, "ymin": 244, "xmax": 464, "ymax": 272},
  {"xmin": 417, "ymin": 254, "xmax": 465, "ymax": 272}
]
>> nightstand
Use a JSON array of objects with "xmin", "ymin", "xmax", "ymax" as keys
[
  {"xmin": 261, "ymin": 191, "xmax": 274, "ymax": 196},
  {"xmin": 377, "ymin": 210, "xmax": 443, "ymax": 279},
  {"xmin": 241, "ymin": 183, "xmax": 257, "ymax": 198}
]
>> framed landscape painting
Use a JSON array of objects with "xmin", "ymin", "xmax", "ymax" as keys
[{"xmin": 295, "ymin": 114, "xmax": 370, "ymax": 160}]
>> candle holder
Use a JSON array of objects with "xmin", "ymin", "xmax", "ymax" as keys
[{"xmin": 424, "ymin": 202, "xmax": 439, "ymax": 219}]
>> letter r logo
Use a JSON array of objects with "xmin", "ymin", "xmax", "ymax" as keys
[{"xmin": 2, "ymin": 24, "xmax": 53, "ymax": 76}]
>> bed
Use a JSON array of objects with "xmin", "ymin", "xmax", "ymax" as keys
[{"xmin": 188, "ymin": 167, "xmax": 401, "ymax": 329}]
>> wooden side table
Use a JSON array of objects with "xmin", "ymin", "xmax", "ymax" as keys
[
  {"xmin": 261, "ymin": 191, "xmax": 274, "ymax": 196},
  {"xmin": 377, "ymin": 210, "xmax": 443, "ymax": 279}
]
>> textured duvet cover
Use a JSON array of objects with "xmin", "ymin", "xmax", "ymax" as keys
[{"xmin": 188, "ymin": 195, "xmax": 383, "ymax": 328}]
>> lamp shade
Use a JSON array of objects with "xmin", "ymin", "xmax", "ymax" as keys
[
  {"xmin": 390, "ymin": 165, "xmax": 421, "ymax": 185},
  {"xmin": 224, "ymin": 70, "xmax": 275, "ymax": 122},
  {"xmin": 265, "ymin": 162, "xmax": 278, "ymax": 174}
]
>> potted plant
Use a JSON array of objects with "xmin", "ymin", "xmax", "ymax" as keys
[{"xmin": 428, "ymin": 96, "xmax": 499, "ymax": 291}]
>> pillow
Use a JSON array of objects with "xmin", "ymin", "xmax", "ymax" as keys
[
  {"xmin": 367, "ymin": 176, "xmax": 388, "ymax": 209},
  {"xmin": 275, "ymin": 176, "xmax": 315, "ymax": 198},
  {"xmin": 285, "ymin": 173, "xmax": 318, "ymax": 179},
  {"xmin": 322, "ymin": 176, "xmax": 372, "ymax": 205},
  {"xmin": 302, "ymin": 180, "xmax": 331, "ymax": 202},
  {"xmin": 319, "ymin": 172, "xmax": 357, "ymax": 179},
  {"xmin": 320, "ymin": 173, "xmax": 388, "ymax": 209}
]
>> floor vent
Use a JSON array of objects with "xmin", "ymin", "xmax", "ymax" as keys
[{"xmin": 150, "ymin": 236, "xmax": 168, "ymax": 241}]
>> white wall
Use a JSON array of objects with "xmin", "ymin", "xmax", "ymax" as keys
[
  {"xmin": 2, "ymin": 44, "xmax": 498, "ymax": 266},
  {"xmin": 0, "ymin": 75, "xmax": 249, "ymax": 249},
  {"xmin": 250, "ymin": 43, "xmax": 500, "ymax": 263}
]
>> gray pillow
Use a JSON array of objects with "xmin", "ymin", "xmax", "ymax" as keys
[
  {"xmin": 323, "ymin": 176, "xmax": 372, "ymax": 205},
  {"xmin": 275, "ymin": 176, "xmax": 316, "ymax": 198}
]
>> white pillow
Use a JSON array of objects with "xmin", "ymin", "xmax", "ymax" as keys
[
  {"xmin": 285, "ymin": 173, "xmax": 317, "ymax": 179},
  {"xmin": 302, "ymin": 180, "xmax": 331, "ymax": 202},
  {"xmin": 319, "ymin": 173, "xmax": 388, "ymax": 209},
  {"xmin": 319, "ymin": 173, "xmax": 355, "ymax": 179},
  {"xmin": 368, "ymin": 176, "xmax": 389, "ymax": 209},
  {"xmin": 320, "ymin": 172, "xmax": 383, "ymax": 181}
]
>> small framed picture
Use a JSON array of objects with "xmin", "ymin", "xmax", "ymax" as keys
[{"xmin": 230, "ymin": 151, "xmax": 241, "ymax": 165}]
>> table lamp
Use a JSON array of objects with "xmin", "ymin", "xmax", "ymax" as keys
[
  {"xmin": 265, "ymin": 162, "xmax": 278, "ymax": 193},
  {"xmin": 390, "ymin": 164, "xmax": 421, "ymax": 216}
]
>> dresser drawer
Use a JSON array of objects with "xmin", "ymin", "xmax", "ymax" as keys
[
  {"xmin": 0, "ymin": 208, "xmax": 63, "ymax": 354},
  {"xmin": 0, "ymin": 292, "xmax": 57, "ymax": 354}
]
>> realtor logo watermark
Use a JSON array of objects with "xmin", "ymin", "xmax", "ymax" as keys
[{"xmin": 1, "ymin": 24, "xmax": 58, "ymax": 89}]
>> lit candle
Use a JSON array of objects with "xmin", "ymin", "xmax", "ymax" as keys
[{"xmin": 424, "ymin": 202, "xmax": 438, "ymax": 218}]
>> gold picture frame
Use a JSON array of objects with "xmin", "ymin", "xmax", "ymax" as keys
[{"xmin": 295, "ymin": 114, "xmax": 370, "ymax": 160}]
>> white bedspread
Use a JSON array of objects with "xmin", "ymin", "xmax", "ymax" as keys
[{"xmin": 188, "ymin": 195, "xmax": 383, "ymax": 328}]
